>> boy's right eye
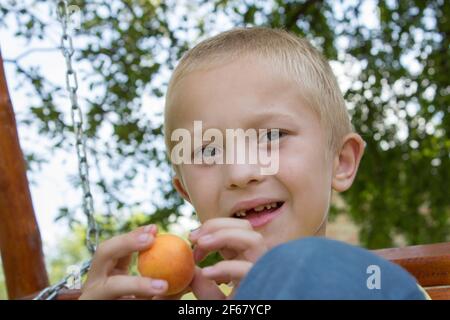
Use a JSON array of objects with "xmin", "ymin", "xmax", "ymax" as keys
[
  {"xmin": 192, "ymin": 145, "xmax": 222, "ymax": 162},
  {"xmin": 201, "ymin": 145, "xmax": 217, "ymax": 157}
]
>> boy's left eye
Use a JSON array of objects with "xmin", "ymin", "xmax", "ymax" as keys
[{"xmin": 259, "ymin": 129, "xmax": 286, "ymax": 143}]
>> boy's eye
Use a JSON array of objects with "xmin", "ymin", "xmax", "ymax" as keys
[
  {"xmin": 259, "ymin": 129, "xmax": 285, "ymax": 143},
  {"xmin": 202, "ymin": 145, "xmax": 217, "ymax": 157},
  {"xmin": 193, "ymin": 145, "xmax": 221, "ymax": 160}
]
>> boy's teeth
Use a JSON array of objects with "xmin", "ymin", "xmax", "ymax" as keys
[
  {"xmin": 235, "ymin": 202, "xmax": 281, "ymax": 217},
  {"xmin": 254, "ymin": 205, "xmax": 265, "ymax": 212},
  {"xmin": 262, "ymin": 202, "xmax": 278, "ymax": 210},
  {"xmin": 236, "ymin": 210, "xmax": 246, "ymax": 217},
  {"xmin": 253, "ymin": 202, "xmax": 279, "ymax": 212}
]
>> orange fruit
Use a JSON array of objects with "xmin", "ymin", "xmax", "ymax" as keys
[{"xmin": 138, "ymin": 233, "xmax": 195, "ymax": 295}]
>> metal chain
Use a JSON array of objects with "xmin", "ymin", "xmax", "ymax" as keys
[
  {"xmin": 57, "ymin": 0, "xmax": 99, "ymax": 255},
  {"xmin": 33, "ymin": 260, "xmax": 91, "ymax": 300},
  {"xmin": 33, "ymin": 0, "xmax": 99, "ymax": 300}
]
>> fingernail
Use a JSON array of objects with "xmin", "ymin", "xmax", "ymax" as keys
[
  {"xmin": 143, "ymin": 224, "xmax": 157, "ymax": 234},
  {"xmin": 151, "ymin": 280, "xmax": 167, "ymax": 290},
  {"xmin": 202, "ymin": 267, "xmax": 216, "ymax": 276},
  {"xmin": 190, "ymin": 227, "xmax": 201, "ymax": 239},
  {"xmin": 198, "ymin": 234, "xmax": 213, "ymax": 244},
  {"xmin": 193, "ymin": 247, "xmax": 203, "ymax": 262},
  {"xmin": 138, "ymin": 233, "xmax": 151, "ymax": 243}
]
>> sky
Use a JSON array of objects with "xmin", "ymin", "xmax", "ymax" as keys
[{"xmin": 0, "ymin": 0, "xmax": 410, "ymax": 261}]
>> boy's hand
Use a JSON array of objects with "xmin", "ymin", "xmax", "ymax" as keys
[
  {"xmin": 79, "ymin": 225, "xmax": 171, "ymax": 300},
  {"xmin": 189, "ymin": 218, "xmax": 268, "ymax": 297},
  {"xmin": 154, "ymin": 266, "xmax": 227, "ymax": 300}
]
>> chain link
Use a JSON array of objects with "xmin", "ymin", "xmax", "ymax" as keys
[
  {"xmin": 33, "ymin": 260, "xmax": 91, "ymax": 300},
  {"xmin": 34, "ymin": 0, "xmax": 99, "ymax": 300},
  {"xmin": 57, "ymin": 0, "xmax": 99, "ymax": 255}
]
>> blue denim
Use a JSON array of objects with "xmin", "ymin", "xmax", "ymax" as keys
[{"xmin": 234, "ymin": 237, "xmax": 426, "ymax": 300}]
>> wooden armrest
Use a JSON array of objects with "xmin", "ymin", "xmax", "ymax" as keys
[
  {"xmin": 373, "ymin": 242, "xmax": 450, "ymax": 287},
  {"xmin": 425, "ymin": 286, "xmax": 450, "ymax": 300}
]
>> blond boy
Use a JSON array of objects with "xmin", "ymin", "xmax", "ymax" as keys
[{"xmin": 80, "ymin": 27, "xmax": 426, "ymax": 300}]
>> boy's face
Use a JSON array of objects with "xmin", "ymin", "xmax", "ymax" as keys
[{"xmin": 169, "ymin": 56, "xmax": 358, "ymax": 249}]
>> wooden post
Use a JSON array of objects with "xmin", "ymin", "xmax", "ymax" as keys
[{"xmin": 0, "ymin": 48, "xmax": 49, "ymax": 299}]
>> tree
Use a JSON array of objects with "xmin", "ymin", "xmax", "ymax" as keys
[
  {"xmin": 0, "ymin": 0, "xmax": 448, "ymax": 250},
  {"xmin": 339, "ymin": 0, "xmax": 449, "ymax": 247}
]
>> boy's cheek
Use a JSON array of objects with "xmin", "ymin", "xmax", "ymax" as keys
[{"xmin": 196, "ymin": 208, "xmax": 228, "ymax": 224}]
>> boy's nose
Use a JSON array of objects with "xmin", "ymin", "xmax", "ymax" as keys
[{"xmin": 225, "ymin": 163, "xmax": 264, "ymax": 189}]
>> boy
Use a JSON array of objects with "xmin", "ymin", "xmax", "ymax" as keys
[{"xmin": 79, "ymin": 27, "xmax": 426, "ymax": 300}]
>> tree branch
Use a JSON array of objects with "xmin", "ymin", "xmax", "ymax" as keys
[{"xmin": 2, "ymin": 47, "xmax": 59, "ymax": 63}]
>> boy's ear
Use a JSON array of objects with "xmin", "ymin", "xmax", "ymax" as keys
[
  {"xmin": 172, "ymin": 175, "xmax": 192, "ymax": 203},
  {"xmin": 332, "ymin": 133, "xmax": 366, "ymax": 192}
]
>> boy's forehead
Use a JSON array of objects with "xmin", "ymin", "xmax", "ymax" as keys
[
  {"xmin": 167, "ymin": 57, "xmax": 317, "ymax": 131},
  {"xmin": 173, "ymin": 57, "xmax": 274, "ymax": 103}
]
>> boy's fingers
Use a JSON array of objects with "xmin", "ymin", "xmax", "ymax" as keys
[
  {"xmin": 114, "ymin": 254, "xmax": 133, "ymax": 273},
  {"xmin": 152, "ymin": 287, "xmax": 190, "ymax": 300},
  {"xmin": 81, "ymin": 275, "xmax": 168, "ymax": 300},
  {"xmin": 191, "ymin": 267, "xmax": 227, "ymax": 300},
  {"xmin": 201, "ymin": 260, "xmax": 253, "ymax": 286},
  {"xmin": 196, "ymin": 228, "xmax": 266, "ymax": 262},
  {"xmin": 192, "ymin": 247, "xmax": 207, "ymax": 263},
  {"xmin": 90, "ymin": 224, "xmax": 157, "ymax": 277},
  {"xmin": 193, "ymin": 246, "xmax": 238, "ymax": 263},
  {"xmin": 116, "ymin": 225, "xmax": 158, "ymax": 271},
  {"xmin": 189, "ymin": 218, "xmax": 252, "ymax": 242}
]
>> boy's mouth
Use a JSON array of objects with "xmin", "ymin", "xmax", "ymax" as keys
[{"xmin": 231, "ymin": 200, "xmax": 285, "ymax": 228}]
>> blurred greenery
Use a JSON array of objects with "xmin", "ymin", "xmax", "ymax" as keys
[
  {"xmin": 0, "ymin": 261, "xmax": 6, "ymax": 300},
  {"xmin": 0, "ymin": 0, "xmax": 449, "ymax": 297}
]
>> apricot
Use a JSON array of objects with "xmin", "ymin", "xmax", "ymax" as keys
[{"xmin": 138, "ymin": 233, "xmax": 195, "ymax": 295}]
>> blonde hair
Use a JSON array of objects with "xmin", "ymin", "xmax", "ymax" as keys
[{"xmin": 164, "ymin": 27, "xmax": 353, "ymax": 161}]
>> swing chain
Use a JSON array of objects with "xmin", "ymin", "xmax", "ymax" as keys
[
  {"xmin": 33, "ymin": 1, "xmax": 98, "ymax": 300},
  {"xmin": 32, "ymin": 0, "xmax": 100, "ymax": 300},
  {"xmin": 33, "ymin": 260, "xmax": 91, "ymax": 300},
  {"xmin": 57, "ymin": 0, "xmax": 99, "ymax": 255}
]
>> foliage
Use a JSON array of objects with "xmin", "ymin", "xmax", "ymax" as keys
[
  {"xmin": 0, "ymin": 261, "xmax": 6, "ymax": 300},
  {"xmin": 338, "ymin": 0, "xmax": 449, "ymax": 247}
]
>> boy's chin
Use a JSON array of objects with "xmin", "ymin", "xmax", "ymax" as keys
[
  {"xmin": 262, "ymin": 232, "xmax": 292, "ymax": 250},
  {"xmin": 264, "ymin": 227, "xmax": 328, "ymax": 250}
]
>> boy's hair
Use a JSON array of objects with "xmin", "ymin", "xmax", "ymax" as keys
[{"xmin": 164, "ymin": 27, "xmax": 354, "ymax": 161}]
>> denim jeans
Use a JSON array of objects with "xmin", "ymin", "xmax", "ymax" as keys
[{"xmin": 234, "ymin": 237, "xmax": 426, "ymax": 300}]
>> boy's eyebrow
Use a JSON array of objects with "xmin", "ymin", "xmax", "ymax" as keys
[
  {"xmin": 248, "ymin": 111, "xmax": 296, "ymax": 126},
  {"xmin": 186, "ymin": 111, "xmax": 297, "ymax": 136}
]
